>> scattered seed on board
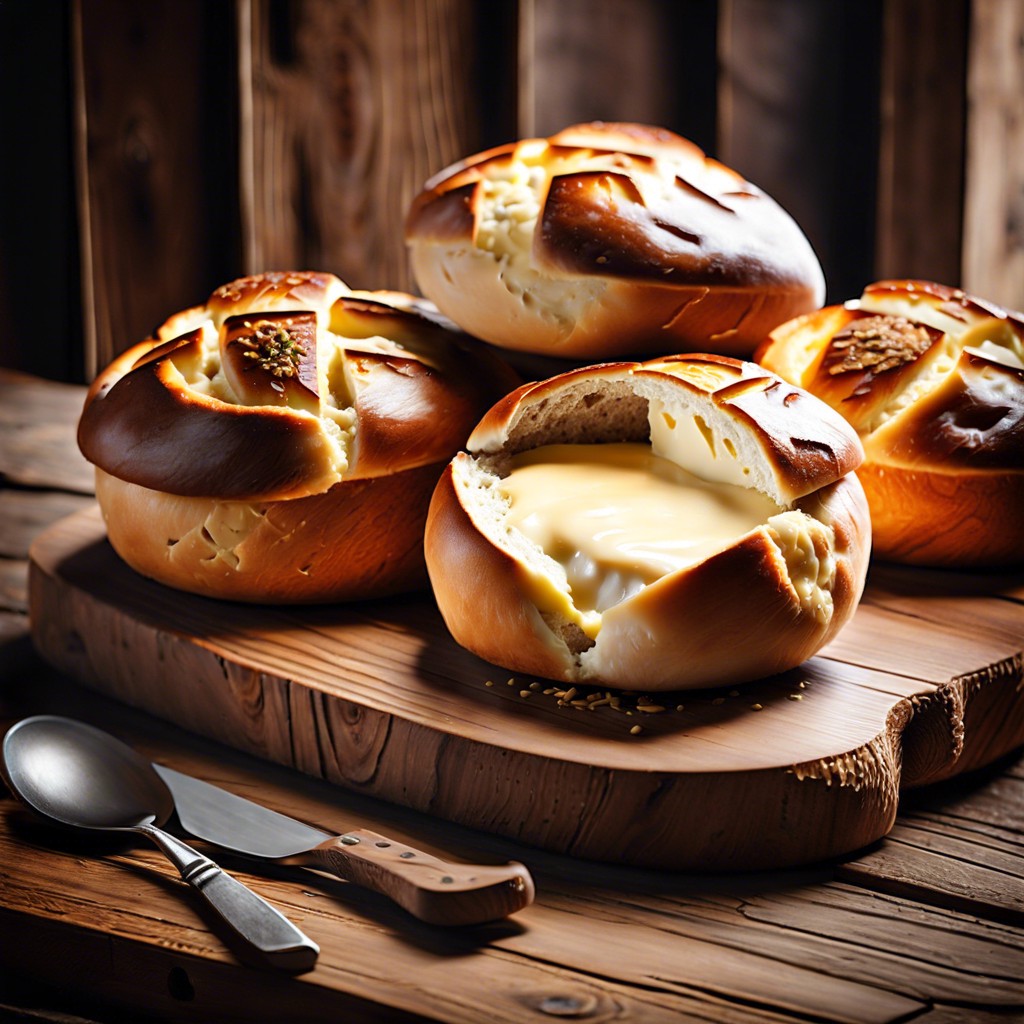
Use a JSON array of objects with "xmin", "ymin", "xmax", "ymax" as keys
[
  {"xmin": 484, "ymin": 680, "xmax": 494, "ymax": 687},
  {"xmin": 711, "ymin": 697, "xmax": 725, "ymax": 705},
  {"xmin": 751, "ymin": 703, "xmax": 764, "ymax": 711},
  {"xmin": 519, "ymin": 690, "xmax": 532, "ymax": 699},
  {"xmin": 630, "ymin": 725, "xmax": 643, "ymax": 735},
  {"xmin": 788, "ymin": 693, "xmax": 804, "ymax": 701}
]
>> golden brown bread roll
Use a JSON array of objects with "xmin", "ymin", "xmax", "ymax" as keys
[
  {"xmin": 757, "ymin": 279, "xmax": 1024, "ymax": 567},
  {"xmin": 424, "ymin": 354, "xmax": 870, "ymax": 690},
  {"xmin": 78, "ymin": 271, "xmax": 518, "ymax": 602},
  {"xmin": 405, "ymin": 121, "xmax": 825, "ymax": 362}
]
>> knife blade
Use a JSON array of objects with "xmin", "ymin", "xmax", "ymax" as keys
[{"xmin": 153, "ymin": 764, "xmax": 535, "ymax": 927}]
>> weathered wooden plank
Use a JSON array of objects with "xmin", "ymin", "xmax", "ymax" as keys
[
  {"xmin": 0, "ymin": 490, "xmax": 94, "ymax": 560},
  {"xmin": 963, "ymin": 0, "xmax": 1024, "ymax": 311},
  {"xmin": 240, "ymin": 0, "xmax": 486, "ymax": 294},
  {"xmin": 874, "ymin": 0, "xmax": 968, "ymax": 287},
  {"xmin": 0, "ymin": 611, "xmax": 32, "ymax": 682},
  {"xmin": 0, "ymin": 558, "xmax": 28, "ymax": 615},
  {"xmin": 581, "ymin": 882, "xmax": 1024, "ymax": 1009},
  {"xmin": 0, "ymin": 2, "xmax": 81, "ymax": 383},
  {"xmin": 717, "ymin": 0, "xmax": 883, "ymax": 303},
  {"xmin": 836, "ymin": 768, "xmax": 1024, "ymax": 927},
  {"xmin": 527, "ymin": 0, "xmax": 718, "ymax": 148},
  {"xmin": 73, "ymin": 0, "xmax": 239, "ymax": 377},
  {"xmin": 0, "ymin": 829, "xmax": 820, "ymax": 1024},
  {"xmin": 0, "ymin": 371, "xmax": 93, "ymax": 494}
]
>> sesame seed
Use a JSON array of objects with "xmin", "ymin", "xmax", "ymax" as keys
[
  {"xmin": 788, "ymin": 693, "xmax": 804, "ymax": 701},
  {"xmin": 750, "ymin": 703, "xmax": 764, "ymax": 711},
  {"xmin": 675, "ymin": 704, "xmax": 685, "ymax": 712},
  {"xmin": 484, "ymin": 680, "xmax": 494, "ymax": 687},
  {"xmin": 529, "ymin": 682, "xmax": 541, "ymax": 692},
  {"xmin": 637, "ymin": 704, "xmax": 666, "ymax": 713},
  {"xmin": 728, "ymin": 690, "xmax": 740, "ymax": 697},
  {"xmin": 712, "ymin": 697, "xmax": 725, "ymax": 706},
  {"xmin": 506, "ymin": 678, "xmax": 516, "ymax": 687},
  {"xmin": 630, "ymin": 725, "xmax": 643, "ymax": 735},
  {"xmin": 519, "ymin": 690, "xmax": 532, "ymax": 699}
]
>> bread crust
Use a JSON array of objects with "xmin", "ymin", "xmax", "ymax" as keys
[
  {"xmin": 405, "ymin": 122, "xmax": 824, "ymax": 360},
  {"xmin": 757, "ymin": 279, "xmax": 1024, "ymax": 566},
  {"xmin": 424, "ymin": 355, "xmax": 870, "ymax": 690},
  {"xmin": 79, "ymin": 271, "xmax": 519, "ymax": 601}
]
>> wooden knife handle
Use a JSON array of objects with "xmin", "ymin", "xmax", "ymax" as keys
[{"xmin": 308, "ymin": 829, "xmax": 535, "ymax": 926}]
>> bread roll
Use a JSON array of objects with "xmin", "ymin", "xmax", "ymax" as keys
[
  {"xmin": 424, "ymin": 355, "xmax": 870, "ymax": 690},
  {"xmin": 757, "ymin": 279, "xmax": 1024, "ymax": 566},
  {"xmin": 78, "ymin": 271, "xmax": 518, "ymax": 602},
  {"xmin": 405, "ymin": 121, "xmax": 825, "ymax": 361}
]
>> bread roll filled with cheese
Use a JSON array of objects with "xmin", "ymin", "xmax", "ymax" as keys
[
  {"xmin": 425, "ymin": 355, "xmax": 870, "ymax": 690},
  {"xmin": 405, "ymin": 122, "xmax": 825, "ymax": 361},
  {"xmin": 757, "ymin": 279, "xmax": 1024, "ymax": 566},
  {"xmin": 78, "ymin": 271, "xmax": 518, "ymax": 602}
]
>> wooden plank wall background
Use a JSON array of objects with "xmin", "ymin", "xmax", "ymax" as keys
[{"xmin": 1, "ymin": 0, "xmax": 1021, "ymax": 384}]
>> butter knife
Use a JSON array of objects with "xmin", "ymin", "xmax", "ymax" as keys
[{"xmin": 154, "ymin": 764, "xmax": 535, "ymax": 927}]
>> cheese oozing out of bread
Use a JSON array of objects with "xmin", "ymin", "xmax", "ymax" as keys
[
  {"xmin": 427, "ymin": 354, "xmax": 868, "ymax": 689},
  {"xmin": 498, "ymin": 442, "xmax": 839, "ymax": 640},
  {"xmin": 466, "ymin": 391, "xmax": 839, "ymax": 656}
]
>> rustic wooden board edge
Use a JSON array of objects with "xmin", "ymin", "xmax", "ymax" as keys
[{"xmin": 25, "ymin": 512, "xmax": 1024, "ymax": 871}]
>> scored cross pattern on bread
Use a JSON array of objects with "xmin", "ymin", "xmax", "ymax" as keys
[
  {"xmin": 406, "ymin": 122, "xmax": 824, "ymax": 360},
  {"xmin": 757, "ymin": 279, "xmax": 1024, "ymax": 566},
  {"xmin": 77, "ymin": 271, "xmax": 519, "ymax": 603}
]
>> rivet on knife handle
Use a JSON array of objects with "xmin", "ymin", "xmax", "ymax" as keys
[{"xmin": 309, "ymin": 829, "xmax": 535, "ymax": 927}]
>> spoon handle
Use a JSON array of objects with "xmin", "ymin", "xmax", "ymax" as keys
[{"xmin": 139, "ymin": 824, "xmax": 319, "ymax": 972}]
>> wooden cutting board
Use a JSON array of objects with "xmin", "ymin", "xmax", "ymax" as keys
[{"xmin": 28, "ymin": 507, "xmax": 1024, "ymax": 871}]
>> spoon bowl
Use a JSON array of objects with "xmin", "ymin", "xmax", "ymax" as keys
[
  {"xmin": 2, "ymin": 715, "xmax": 174, "ymax": 831},
  {"xmin": 1, "ymin": 715, "xmax": 318, "ymax": 972}
]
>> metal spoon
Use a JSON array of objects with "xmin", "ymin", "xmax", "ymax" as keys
[{"xmin": 0, "ymin": 715, "xmax": 319, "ymax": 972}]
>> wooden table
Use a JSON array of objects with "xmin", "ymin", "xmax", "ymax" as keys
[{"xmin": 1, "ymin": 367, "xmax": 1022, "ymax": 1024}]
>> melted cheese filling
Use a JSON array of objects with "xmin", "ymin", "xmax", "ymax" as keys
[{"xmin": 499, "ymin": 443, "xmax": 782, "ymax": 628}]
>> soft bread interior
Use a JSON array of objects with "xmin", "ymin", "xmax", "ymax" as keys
[{"xmin": 456, "ymin": 378, "xmax": 840, "ymax": 664}]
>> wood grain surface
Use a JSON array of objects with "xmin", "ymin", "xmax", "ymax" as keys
[
  {"xmin": 3, "ymin": 369, "xmax": 1024, "ymax": 1023},
  {"xmin": 27, "ymin": 505, "xmax": 1024, "ymax": 873}
]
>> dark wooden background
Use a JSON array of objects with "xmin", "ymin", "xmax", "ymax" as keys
[{"xmin": 1, "ymin": 0, "xmax": 1021, "ymax": 384}]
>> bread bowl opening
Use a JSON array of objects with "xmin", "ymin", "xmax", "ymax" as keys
[
  {"xmin": 468, "ymin": 383, "xmax": 839, "ymax": 653},
  {"xmin": 498, "ymin": 440, "xmax": 785, "ymax": 639}
]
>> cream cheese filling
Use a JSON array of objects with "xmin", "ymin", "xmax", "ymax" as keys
[{"xmin": 498, "ymin": 442, "xmax": 784, "ymax": 636}]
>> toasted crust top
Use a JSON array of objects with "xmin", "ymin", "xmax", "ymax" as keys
[
  {"xmin": 78, "ymin": 271, "xmax": 518, "ymax": 501},
  {"xmin": 406, "ymin": 121, "xmax": 824, "ymax": 296},
  {"xmin": 759, "ymin": 279, "xmax": 1024, "ymax": 471}
]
